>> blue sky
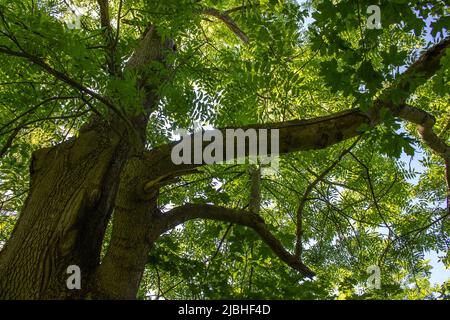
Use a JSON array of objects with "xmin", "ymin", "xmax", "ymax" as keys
[
  {"xmin": 400, "ymin": 149, "xmax": 450, "ymax": 287},
  {"xmin": 295, "ymin": 0, "xmax": 449, "ymax": 288}
]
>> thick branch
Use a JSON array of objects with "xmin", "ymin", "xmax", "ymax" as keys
[
  {"xmin": 124, "ymin": 24, "xmax": 175, "ymax": 115},
  {"xmin": 158, "ymin": 203, "xmax": 315, "ymax": 278},
  {"xmin": 144, "ymin": 108, "xmax": 370, "ymax": 191},
  {"xmin": 397, "ymin": 104, "xmax": 450, "ymax": 158},
  {"xmin": 397, "ymin": 104, "xmax": 450, "ymax": 212},
  {"xmin": 200, "ymin": 7, "xmax": 249, "ymax": 44},
  {"xmin": 392, "ymin": 37, "xmax": 450, "ymax": 97},
  {"xmin": 98, "ymin": 0, "xmax": 111, "ymax": 30},
  {"xmin": 125, "ymin": 25, "xmax": 172, "ymax": 71},
  {"xmin": 143, "ymin": 37, "xmax": 450, "ymax": 190},
  {"xmin": 97, "ymin": 0, "xmax": 119, "ymax": 75}
]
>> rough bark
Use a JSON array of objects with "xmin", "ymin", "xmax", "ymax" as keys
[
  {"xmin": 0, "ymin": 23, "xmax": 448, "ymax": 300},
  {"xmin": 0, "ymin": 121, "xmax": 133, "ymax": 299},
  {"xmin": 0, "ymin": 11, "xmax": 173, "ymax": 299},
  {"xmin": 143, "ymin": 37, "xmax": 450, "ymax": 189},
  {"xmin": 91, "ymin": 156, "xmax": 161, "ymax": 299}
]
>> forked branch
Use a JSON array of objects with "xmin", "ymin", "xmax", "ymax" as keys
[
  {"xmin": 157, "ymin": 203, "xmax": 315, "ymax": 278},
  {"xmin": 294, "ymin": 137, "xmax": 361, "ymax": 258}
]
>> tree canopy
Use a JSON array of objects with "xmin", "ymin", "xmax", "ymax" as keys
[{"xmin": 0, "ymin": 0, "xmax": 449, "ymax": 299}]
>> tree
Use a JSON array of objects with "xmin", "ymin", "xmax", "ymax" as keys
[{"xmin": 0, "ymin": 0, "xmax": 449, "ymax": 300}]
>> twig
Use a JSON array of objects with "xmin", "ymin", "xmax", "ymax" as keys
[{"xmin": 294, "ymin": 137, "xmax": 361, "ymax": 258}]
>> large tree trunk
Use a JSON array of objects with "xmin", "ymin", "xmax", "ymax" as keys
[
  {"xmin": 0, "ymin": 22, "xmax": 171, "ymax": 298},
  {"xmin": 90, "ymin": 155, "xmax": 162, "ymax": 299},
  {"xmin": 0, "ymin": 14, "xmax": 181, "ymax": 299},
  {"xmin": 0, "ymin": 119, "xmax": 142, "ymax": 299}
]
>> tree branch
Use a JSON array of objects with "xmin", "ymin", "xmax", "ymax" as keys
[
  {"xmin": 157, "ymin": 203, "xmax": 315, "ymax": 278},
  {"xmin": 142, "ymin": 37, "xmax": 450, "ymax": 190},
  {"xmin": 200, "ymin": 7, "xmax": 249, "ymax": 44},
  {"xmin": 445, "ymin": 158, "xmax": 450, "ymax": 214},
  {"xmin": 397, "ymin": 104, "xmax": 450, "ymax": 157},
  {"xmin": 0, "ymin": 47, "xmax": 124, "ymax": 119},
  {"xmin": 125, "ymin": 24, "xmax": 173, "ymax": 71},
  {"xmin": 294, "ymin": 136, "xmax": 361, "ymax": 258},
  {"xmin": 392, "ymin": 37, "xmax": 450, "ymax": 97},
  {"xmin": 97, "ymin": 0, "xmax": 118, "ymax": 75},
  {"xmin": 144, "ymin": 108, "xmax": 371, "ymax": 191},
  {"xmin": 396, "ymin": 103, "xmax": 450, "ymax": 213},
  {"xmin": 0, "ymin": 95, "xmax": 77, "ymax": 134},
  {"xmin": 350, "ymin": 151, "xmax": 395, "ymax": 237},
  {"xmin": 98, "ymin": 0, "xmax": 111, "ymax": 31},
  {"xmin": 225, "ymin": 3, "xmax": 260, "ymax": 15},
  {"xmin": 0, "ymin": 127, "xmax": 20, "ymax": 158},
  {"xmin": 249, "ymin": 166, "xmax": 261, "ymax": 214}
]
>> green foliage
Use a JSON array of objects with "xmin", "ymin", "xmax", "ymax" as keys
[{"xmin": 0, "ymin": 0, "xmax": 449, "ymax": 300}]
